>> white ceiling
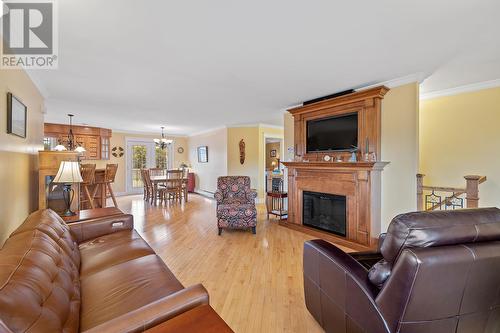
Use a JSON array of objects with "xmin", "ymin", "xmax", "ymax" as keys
[{"xmin": 29, "ymin": 0, "xmax": 500, "ymax": 135}]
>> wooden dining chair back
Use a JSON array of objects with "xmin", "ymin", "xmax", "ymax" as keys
[
  {"xmin": 80, "ymin": 163, "xmax": 96, "ymax": 209},
  {"xmin": 165, "ymin": 170, "xmax": 183, "ymax": 202},
  {"xmin": 149, "ymin": 168, "xmax": 165, "ymax": 177},
  {"xmin": 140, "ymin": 169, "xmax": 151, "ymax": 201}
]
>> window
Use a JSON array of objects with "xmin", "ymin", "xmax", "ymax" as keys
[
  {"xmin": 155, "ymin": 146, "xmax": 168, "ymax": 169},
  {"xmin": 43, "ymin": 137, "xmax": 57, "ymax": 150}
]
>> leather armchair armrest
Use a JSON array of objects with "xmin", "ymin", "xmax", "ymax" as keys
[
  {"xmin": 377, "ymin": 233, "xmax": 387, "ymax": 252},
  {"xmin": 69, "ymin": 214, "xmax": 134, "ymax": 244},
  {"xmin": 303, "ymin": 240, "xmax": 390, "ymax": 333},
  {"xmin": 82, "ymin": 284, "xmax": 209, "ymax": 333}
]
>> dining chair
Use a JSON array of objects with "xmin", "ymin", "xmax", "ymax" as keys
[
  {"xmin": 140, "ymin": 169, "xmax": 151, "ymax": 201},
  {"xmin": 144, "ymin": 168, "xmax": 166, "ymax": 205},
  {"xmin": 149, "ymin": 168, "xmax": 165, "ymax": 177},
  {"xmin": 164, "ymin": 170, "xmax": 183, "ymax": 203},
  {"xmin": 80, "ymin": 163, "xmax": 96, "ymax": 209}
]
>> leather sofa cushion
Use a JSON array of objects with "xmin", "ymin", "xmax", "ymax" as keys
[
  {"xmin": 80, "ymin": 254, "xmax": 184, "ymax": 331},
  {"xmin": 380, "ymin": 207, "xmax": 500, "ymax": 264},
  {"xmin": 79, "ymin": 229, "xmax": 155, "ymax": 277},
  {"xmin": 10, "ymin": 209, "xmax": 81, "ymax": 268},
  {"xmin": 0, "ymin": 230, "xmax": 80, "ymax": 333}
]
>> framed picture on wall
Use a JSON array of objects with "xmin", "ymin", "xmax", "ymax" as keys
[
  {"xmin": 270, "ymin": 149, "xmax": 277, "ymax": 157},
  {"xmin": 198, "ymin": 146, "xmax": 208, "ymax": 163},
  {"xmin": 7, "ymin": 92, "xmax": 27, "ymax": 138}
]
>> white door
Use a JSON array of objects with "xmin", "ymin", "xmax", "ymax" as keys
[{"xmin": 126, "ymin": 138, "xmax": 172, "ymax": 194}]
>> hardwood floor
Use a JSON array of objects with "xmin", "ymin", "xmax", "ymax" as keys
[{"xmin": 115, "ymin": 194, "xmax": 354, "ymax": 333}]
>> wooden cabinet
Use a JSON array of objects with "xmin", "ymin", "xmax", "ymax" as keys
[{"xmin": 45, "ymin": 123, "xmax": 112, "ymax": 160}]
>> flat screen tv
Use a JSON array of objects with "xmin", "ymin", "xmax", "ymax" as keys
[{"xmin": 306, "ymin": 113, "xmax": 358, "ymax": 152}]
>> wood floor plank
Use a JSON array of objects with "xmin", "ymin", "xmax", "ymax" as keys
[{"xmin": 115, "ymin": 194, "xmax": 354, "ymax": 333}]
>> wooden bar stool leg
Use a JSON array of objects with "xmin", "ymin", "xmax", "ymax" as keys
[
  {"xmin": 84, "ymin": 185, "xmax": 95, "ymax": 209},
  {"xmin": 107, "ymin": 183, "xmax": 118, "ymax": 207}
]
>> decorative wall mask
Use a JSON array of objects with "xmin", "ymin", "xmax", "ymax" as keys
[
  {"xmin": 111, "ymin": 146, "xmax": 124, "ymax": 157},
  {"xmin": 239, "ymin": 139, "xmax": 245, "ymax": 164}
]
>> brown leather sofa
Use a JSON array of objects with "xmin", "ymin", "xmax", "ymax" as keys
[
  {"xmin": 303, "ymin": 208, "xmax": 500, "ymax": 333},
  {"xmin": 0, "ymin": 209, "xmax": 232, "ymax": 333}
]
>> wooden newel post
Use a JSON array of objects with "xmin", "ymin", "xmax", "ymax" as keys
[
  {"xmin": 464, "ymin": 175, "xmax": 481, "ymax": 208},
  {"xmin": 416, "ymin": 174, "xmax": 425, "ymax": 211}
]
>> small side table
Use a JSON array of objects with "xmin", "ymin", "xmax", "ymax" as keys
[
  {"xmin": 61, "ymin": 207, "xmax": 124, "ymax": 224},
  {"xmin": 266, "ymin": 191, "xmax": 288, "ymax": 220}
]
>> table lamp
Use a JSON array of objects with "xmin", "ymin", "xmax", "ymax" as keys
[{"xmin": 53, "ymin": 161, "xmax": 83, "ymax": 216}]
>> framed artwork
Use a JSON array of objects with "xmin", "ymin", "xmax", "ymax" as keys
[
  {"xmin": 7, "ymin": 93, "xmax": 27, "ymax": 138},
  {"xmin": 270, "ymin": 149, "xmax": 277, "ymax": 157},
  {"xmin": 197, "ymin": 146, "xmax": 208, "ymax": 163}
]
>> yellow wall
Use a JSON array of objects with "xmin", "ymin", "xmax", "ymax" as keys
[
  {"xmin": 188, "ymin": 125, "xmax": 284, "ymax": 199},
  {"xmin": 420, "ymin": 86, "xmax": 500, "ymax": 208},
  {"xmin": 94, "ymin": 132, "xmax": 188, "ymax": 194},
  {"xmin": 381, "ymin": 83, "xmax": 419, "ymax": 230},
  {"xmin": 282, "ymin": 83, "xmax": 420, "ymax": 231},
  {"xmin": 188, "ymin": 128, "xmax": 228, "ymax": 194},
  {"xmin": 0, "ymin": 69, "xmax": 44, "ymax": 245},
  {"xmin": 227, "ymin": 127, "xmax": 260, "ymax": 194}
]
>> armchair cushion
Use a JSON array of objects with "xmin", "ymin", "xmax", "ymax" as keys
[{"xmin": 215, "ymin": 176, "xmax": 257, "ymax": 231}]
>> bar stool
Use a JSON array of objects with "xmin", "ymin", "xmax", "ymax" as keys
[
  {"xmin": 104, "ymin": 164, "xmax": 118, "ymax": 207},
  {"xmin": 80, "ymin": 163, "xmax": 96, "ymax": 209}
]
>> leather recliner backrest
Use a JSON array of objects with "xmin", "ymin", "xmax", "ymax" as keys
[
  {"xmin": 376, "ymin": 241, "xmax": 500, "ymax": 333},
  {"xmin": 368, "ymin": 208, "xmax": 500, "ymax": 288}
]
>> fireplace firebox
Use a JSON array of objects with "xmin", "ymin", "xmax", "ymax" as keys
[{"xmin": 302, "ymin": 191, "xmax": 346, "ymax": 237}]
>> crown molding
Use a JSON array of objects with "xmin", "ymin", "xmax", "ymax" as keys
[
  {"xmin": 188, "ymin": 126, "xmax": 227, "ymax": 137},
  {"xmin": 357, "ymin": 72, "xmax": 428, "ymax": 91},
  {"xmin": 420, "ymin": 78, "xmax": 500, "ymax": 100}
]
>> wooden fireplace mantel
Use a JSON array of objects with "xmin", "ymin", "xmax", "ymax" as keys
[
  {"xmin": 282, "ymin": 87, "xmax": 390, "ymax": 249},
  {"xmin": 282, "ymin": 161, "xmax": 389, "ymax": 250}
]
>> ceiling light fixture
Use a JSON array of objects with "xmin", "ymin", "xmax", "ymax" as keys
[
  {"xmin": 154, "ymin": 126, "xmax": 173, "ymax": 150},
  {"xmin": 56, "ymin": 114, "xmax": 86, "ymax": 153}
]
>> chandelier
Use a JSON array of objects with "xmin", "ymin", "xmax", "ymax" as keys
[
  {"xmin": 154, "ymin": 126, "xmax": 173, "ymax": 150},
  {"xmin": 54, "ymin": 114, "xmax": 86, "ymax": 153}
]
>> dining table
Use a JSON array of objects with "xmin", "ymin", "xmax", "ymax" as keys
[{"xmin": 150, "ymin": 175, "xmax": 189, "ymax": 205}]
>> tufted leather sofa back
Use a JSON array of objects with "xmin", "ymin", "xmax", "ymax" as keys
[{"xmin": 0, "ymin": 210, "xmax": 81, "ymax": 333}]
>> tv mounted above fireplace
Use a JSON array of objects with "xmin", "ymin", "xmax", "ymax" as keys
[{"xmin": 306, "ymin": 113, "xmax": 358, "ymax": 152}]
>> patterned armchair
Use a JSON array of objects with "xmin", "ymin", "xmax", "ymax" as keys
[{"xmin": 214, "ymin": 176, "xmax": 258, "ymax": 235}]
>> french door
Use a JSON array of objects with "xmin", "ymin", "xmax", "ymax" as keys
[{"xmin": 126, "ymin": 139, "xmax": 171, "ymax": 194}]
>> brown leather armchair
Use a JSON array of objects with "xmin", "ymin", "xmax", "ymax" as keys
[{"xmin": 303, "ymin": 208, "xmax": 500, "ymax": 333}]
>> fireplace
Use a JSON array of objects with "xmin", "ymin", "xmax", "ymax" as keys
[{"xmin": 303, "ymin": 191, "xmax": 346, "ymax": 237}]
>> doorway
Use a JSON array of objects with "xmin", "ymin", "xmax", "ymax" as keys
[
  {"xmin": 264, "ymin": 137, "xmax": 283, "ymax": 192},
  {"xmin": 125, "ymin": 138, "xmax": 171, "ymax": 194}
]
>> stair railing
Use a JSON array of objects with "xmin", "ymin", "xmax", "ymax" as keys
[{"xmin": 416, "ymin": 174, "xmax": 487, "ymax": 211}]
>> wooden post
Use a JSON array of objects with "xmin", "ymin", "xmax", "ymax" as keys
[
  {"xmin": 464, "ymin": 175, "xmax": 481, "ymax": 208},
  {"xmin": 416, "ymin": 174, "xmax": 425, "ymax": 211}
]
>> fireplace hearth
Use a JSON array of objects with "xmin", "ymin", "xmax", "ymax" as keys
[{"xmin": 303, "ymin": 191, "xmax": 346, "ymax": 237}]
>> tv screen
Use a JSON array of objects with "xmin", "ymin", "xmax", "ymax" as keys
[{"xmin": 306, "ymin": 113, "xmax": 358, "ymax": 152}]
